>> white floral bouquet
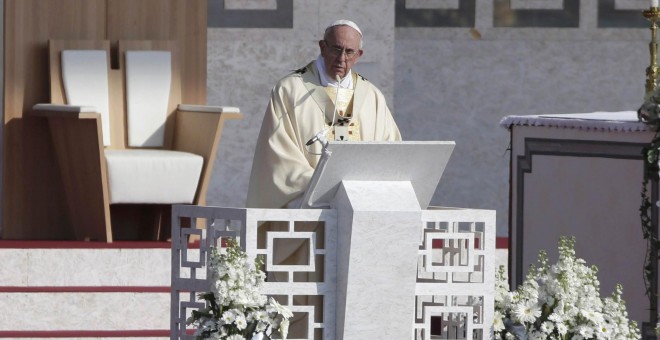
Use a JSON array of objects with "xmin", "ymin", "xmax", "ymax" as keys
[
  {"xmin": 187, "ymin": 239, "xmax": 293, "ymax": 340},
  {"xmin": 494, "ymin": 237, "xmax": 640, "ymax": 340}
]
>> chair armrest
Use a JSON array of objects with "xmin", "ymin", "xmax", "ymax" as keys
[
  {"xmin": 174, "ymin": 105, "xmax": 242, "ymax": 204},
  {"xmin": 32, "ymin": 103, "xmax": 100, "ymax": 119},
  {"xmin": 177, "ymin": 104, "xmax": 243, "ymax": 120},
  {"xmin": 173, "ymin": 105, "xmax": 242, "ymax": 155}
]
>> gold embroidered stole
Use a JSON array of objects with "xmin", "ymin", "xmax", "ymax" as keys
[
  {"xmin": 300, "ymin": 64, "xmax": 363, "ymax": 141},
  {"xmin": 322, "ymin": 73, "xmax": 361, "ymax": 141}
]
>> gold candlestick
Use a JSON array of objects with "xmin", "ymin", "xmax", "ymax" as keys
[{"xmin": 644, "ymin": 7, "xmax": 660, "ymax": 99}]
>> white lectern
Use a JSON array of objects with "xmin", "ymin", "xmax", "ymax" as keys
[{"xmin": 301, "ymin": 141, "xmax": 455, "ymax": 339}]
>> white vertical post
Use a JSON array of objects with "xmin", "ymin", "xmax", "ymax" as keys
[{"xmin": 333, "ymin": 180, "xmax": 422, "ymax": 340}]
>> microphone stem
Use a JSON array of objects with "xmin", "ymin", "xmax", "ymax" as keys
[{"xmin": 332, "ymin": 75, "xmax": 341, "ymax": 130}]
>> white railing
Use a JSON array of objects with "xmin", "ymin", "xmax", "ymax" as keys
[{"xmin": 171, "ymin": 205, "xmax": 495, "ymax": 340}]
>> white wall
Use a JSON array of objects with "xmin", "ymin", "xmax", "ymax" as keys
[
  {"xmin": 206, "ymin": 0, "xmax": 649, "ymax": 236},
  {"xmin": 206, "ymin": 0, "xmax": 395, "ymax": 208}
]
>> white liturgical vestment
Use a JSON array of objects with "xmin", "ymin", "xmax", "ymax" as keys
[{"xmin": 247, "ymin": 61, "xmax": 401, "ymax": 208}]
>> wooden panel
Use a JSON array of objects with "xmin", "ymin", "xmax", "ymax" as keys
[
  {"xmin": 3, "ymin": 0, "xmax": 207, "ymax": 240},
  {"xmin": 3, "ymin": 0, "xmax": 106, "ymax": 239},
  {"xmin": 47, "ymin": 115, "xmax": 112, "ymax": 242},
  {"xmin": 174, "ymin": 110, "xmax": 242, "ymax": 205},
  {"xmin": 107, "ymin": 0, "xmax": 207, "ymax": 105},
  {"xmin": 107, "ymin": 69, "xmax": 125, "ymax": 148}
]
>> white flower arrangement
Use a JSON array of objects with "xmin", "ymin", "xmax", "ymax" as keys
[
  {"xmin": 187, "ymin": 239, "xmax": 293, "ymax": 340},
  {"xmin": 494, "ymin": 237, "xmax": 640, "ymax": 340}
]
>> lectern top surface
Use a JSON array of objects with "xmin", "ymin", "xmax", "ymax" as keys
[{"xmin": 301, "ymin": 141, "xmax": 455, "ymax": 209}]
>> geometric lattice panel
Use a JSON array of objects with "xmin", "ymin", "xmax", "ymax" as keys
[
  {"xmin": 170, "ymin": 205, "xmax": 246, "ymax": 340},
  {"xmin": 598, "ymin": 0, "xmax": 647, "ymax": 28},
  {"xmin": 493, "ymin": 0, "xmax": 579, "ymax": 28},
  {"xmin": 170, "ymin": 205, "xmax": 337, "ymax": 340},
  {"xmin": 414, "ymin": 209, "xmax": 496, "ymax": 340},
  {"xmin": 171, "ymin": 205, "xmax": 494, "ymax": 340},
  {"xmin": 395, "ymin": 0, "xmax": 475, "ymax": 27},
  {"xmin": 208, "ymin": 0, "xmax": 293, "ymax": 28},
  {"xmin": 245, "ymin": 208, "xmax": 338, "ymax": 340},
  {"xmin": 395, "ymin": 0, "xmax": 648, "ymax": 29}
]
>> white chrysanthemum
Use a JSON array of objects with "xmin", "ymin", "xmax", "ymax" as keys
[
  {"xmin": 596, "ymin": 322, "xmax": 613, "ymax": 339},
  {"xmin": 540, "ymin": 321, "xmax": 554, "ymax": 334},
  {"xmin": 235, "ymin": 313, "xmax": 247, "ymax": 330},
  {"xmin": 221, "ymin": 310, "xmax": 236, "ymax": 324},
  {"xmin": 493, "ymin": 310, "xmax": 505, "ymax": 332},
  {"xmin": 254, "ymin": 310, "xmax": 270, "ymax": 322},
  {"xmin": 582, "ymin": 309, "xmax": 604, "ymax": 325},
  {"xmin": 576, "ymin": 325, "xmax": 594, "ymax": 338},
  {"xmin": 514, "ymin": 300, "xmax": 541, "ymax": 324}
]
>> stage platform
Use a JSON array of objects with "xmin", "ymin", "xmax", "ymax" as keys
[
  {"xmin": 0, "ymin": 239, "xmax": 509, "ymax": 339},
  {"xmin": 0, "ymin": 241, "xmax": 171, "ymax": 339}
]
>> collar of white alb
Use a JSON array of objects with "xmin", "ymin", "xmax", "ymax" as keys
[{"xmin": 314, "ymin": 55, "xmax": 353, "ymax": 89}]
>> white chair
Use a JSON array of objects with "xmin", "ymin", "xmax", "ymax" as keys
[{"xmin": 33, "ymin": 40, "xmax": 241, "ymax": 242}]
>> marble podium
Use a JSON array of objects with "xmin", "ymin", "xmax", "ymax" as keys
[
  {"xmin": 303, "ymin": 141, "xmax": 454, "ymax": 339},
  {"xmin": 170, "ymin": 141, "xmax": 496, "ymax": 340}
]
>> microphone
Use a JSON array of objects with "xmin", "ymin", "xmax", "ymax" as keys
[{"xmin": 305, "ymin": 128, "xmax": 329, "ymax": 146}]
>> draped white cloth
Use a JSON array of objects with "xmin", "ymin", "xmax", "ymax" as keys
[{"xmin": 499, "ymin": 111, "xmax": 650, "ymax": 132}]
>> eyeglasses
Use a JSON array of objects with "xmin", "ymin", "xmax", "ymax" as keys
[{"xmin": 324, "ymin": 41, "xmax": 359, "ymax": 60}]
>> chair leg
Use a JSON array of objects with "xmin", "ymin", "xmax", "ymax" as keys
[{"xmin": 155, "ymin": 205, "xmax": 172, "ymax": 242}]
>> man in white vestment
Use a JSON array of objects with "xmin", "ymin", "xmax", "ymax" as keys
[
  {"xmin": 247, "ymin": 19, "xmax": 401, "ymax": 209},
  {"xmin": 246, "ymin": 20, "xmax": 401, "ymax": 337}
]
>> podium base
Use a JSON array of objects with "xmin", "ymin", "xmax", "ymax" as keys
[{"xmin": 333, "ymin": 180, "xmax": 421, "ymax": 339}]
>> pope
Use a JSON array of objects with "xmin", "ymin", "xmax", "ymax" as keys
[{"xmin": 247, "ymin": 19, "xmax": 401, "ymax": 209}]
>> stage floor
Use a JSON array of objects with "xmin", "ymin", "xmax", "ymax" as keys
[{"xmin": 0, "ymin": 239, "xmax": 509, "ymax": 339}]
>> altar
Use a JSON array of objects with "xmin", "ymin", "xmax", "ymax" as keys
[{"xmin": 501, "ymin": 111, "xmax": 658, "ymax": 329}]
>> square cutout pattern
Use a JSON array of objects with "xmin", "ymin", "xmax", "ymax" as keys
[
  {"xmin": 267, "ymin": 232, "xmax": 316, "ymax": 272},
  {"xmin": 424, "ymin": 232, "xmax": 475, "ymax": 273}
]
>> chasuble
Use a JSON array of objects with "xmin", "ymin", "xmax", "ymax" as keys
[{"xmin": 246, "ymin": 61, "xmax": 401, "ymax": 209}]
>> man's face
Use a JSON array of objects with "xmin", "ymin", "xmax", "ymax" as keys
[{"xmin": 319, "ymin": 26, "xmax": 363, "ymax": 79}]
